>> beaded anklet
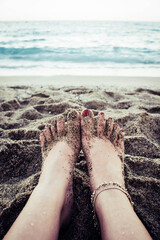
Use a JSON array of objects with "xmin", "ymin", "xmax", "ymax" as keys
[{"xmin": 91, "ymin": 181, "xmax": 134, "ymax": 227}]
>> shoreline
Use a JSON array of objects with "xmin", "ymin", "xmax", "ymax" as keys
[{"xmin": 0, "ymin": 75, "xmax": 160, "ymax": 89}]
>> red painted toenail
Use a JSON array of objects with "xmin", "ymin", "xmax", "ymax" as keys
[
  {"xmin": 115, "ymin": 123, "xmax": 118, "ymax": 126},
  {"xmin": 100, "ymin": 112, "xmax": 104, "ymax": 115},
  {"xmin": 121, "ymin": 129, "xmax": 124, "ymax": 132},
  {"xmin": 83, "ymin": 109, "xmax": 90, "ymax": 117},
  {"xmin": 109, "ymin": 117, "xmax": 112, "ymax": 119}
]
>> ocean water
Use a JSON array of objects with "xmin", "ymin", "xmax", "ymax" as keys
[{"xmin": 0, "ymin": 21, "xmax": 160, "ymax": 76}]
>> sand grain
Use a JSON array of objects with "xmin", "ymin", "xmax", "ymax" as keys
[{"xmin": 0, "ymin": 85, "xmax": 160, "ymax": 240}]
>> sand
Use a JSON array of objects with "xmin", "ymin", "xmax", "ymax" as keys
[{"xmin": 0, "ymin": 76, "xmax": 160, "ymax": 239}]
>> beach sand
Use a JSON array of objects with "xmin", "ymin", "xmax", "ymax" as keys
[{"xmin": 0, "ymin": 76, "xmax": 160, "ymax": 239}]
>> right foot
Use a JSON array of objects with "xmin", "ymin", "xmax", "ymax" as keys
[
  {"xmin": 81, "ymin": 109, "xmax": 125, "ymax": 192},
  {"xmin": 81, "ymin": 109, "xmax": 152, "ymax": 240},
  {"xmin": 39, "ymin": 110, "xmax": 81, "ymax": 229}
]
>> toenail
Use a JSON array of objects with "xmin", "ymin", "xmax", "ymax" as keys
[
  {"xmin": 100, "ymin": 112, "xmax": 104, "ymax": 115},
  {"xmin": 83, "ymin": 109, "xmax": 90, "ymax": 117},
  {"xmin": 68, "ymin": 110, "xmax": 78, "ymax": 119},
  {"xmin": 109, "ymin": 117, "xmax": 112, "ymax": 119},
  {"xmin": 121, "ymin": 129, "xmax": 124, "ymax": 132}
]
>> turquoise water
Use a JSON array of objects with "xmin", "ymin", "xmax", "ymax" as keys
[{"xmin": 0, "ymin": 21, "xmax": 160, "ymax": 76}]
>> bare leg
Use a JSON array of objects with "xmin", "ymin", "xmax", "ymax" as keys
[
  {"xmin": 81, "ymin": 109, "xmax": 152, "ymax": 240},
  {"xmin": 4, "ymin": 110, "xmax": 81, "ymax": 240}
]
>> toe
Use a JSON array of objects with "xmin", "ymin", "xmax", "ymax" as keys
[
  {"xmin": 67, "ymin": 109, "xmax": 81, "ymax": 149},
  {"xmin": 105, "ymin": 117, "xmax": 114, "ymax": 138},
  {"xmin": 97, "ymin": 112, "xmax": 106, "ymax": 138},
  {"xmin": 44, "ymin": 124, "xmax": 52, "ymax": 142},
  {"xmin": 57, "ymin": 115, "xmax": 66, "ymax": 137},
  {"xmin": 40, "ymin": 131, "xmax": 45, "ymax": 148},
  {"xmin": 110, "ymin": 123, "xmax": 120, "ymax": 145},
  {"xmin": 67, "ymin": 110, "xmax": 80, "ymax": 132},
  {"xmin": 51, "ymin": 119, "xmax": 57, "ymax": 139},
  {"xmin": 81, "ymin": 109, "xmax": 94, "ymax": 139}
]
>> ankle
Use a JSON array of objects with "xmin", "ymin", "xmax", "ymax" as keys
[{"xmin": 95, "ymin": 188, "xmax": 133, "ymax": 217}]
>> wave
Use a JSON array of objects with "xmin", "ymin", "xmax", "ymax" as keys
[
  {"xmin": 0, "ymin": 38, "xmax": 46, "ymax": 46},
  {"xmin": 0, "ymin": 57, "xmax": 160, "ymax": 66},
  {"xmin": 0, "ymin": 65, "xmax": 39, "ymax": 69},
  {"xmin": 113, "ymin": 46, "xmax": 156, "ymax": 54},
  {"xmin": 0, "ymin": 46, "xmax": 52, "ymax": 55},
  {"xmin": 152, "ymin": 29, "xmax": 160, "ymax": 32},
  {"xmin": 0, "ymin": 46, "xmax": 160, "ymax": 65},
  {"xmin": 23, "ymin": 38, "xmax": 46, "ymax": 42}
]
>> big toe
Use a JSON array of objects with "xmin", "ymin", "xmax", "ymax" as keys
[
  {"xmin": 81, "ymin": 109, "xmax": 94, "ymax": 140},
  {"xmin": 67, "ymin": 110, "xmax": 81, "ymax": 149},
  {"xmin": 67, "ymin": 110, "xmax": 80, "ymax": 140}
]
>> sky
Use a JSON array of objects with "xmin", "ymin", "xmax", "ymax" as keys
[{"xmin": 0, "ymin": 0, "xmax": 160, "ymax": 21}]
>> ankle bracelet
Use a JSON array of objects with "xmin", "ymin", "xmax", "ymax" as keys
[{"xmin": 91, "ymin": 181, "xmax": 134, "ymax": 226}]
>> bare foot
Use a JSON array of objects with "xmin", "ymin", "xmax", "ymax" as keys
[
  {"xmin": 81, "ymin": 109, "xmax": 125, "ymax": 192},
  {"xmin": 40, "ymin": 110, "xmax": 81, "ymax": 229},
  {"xmin": 81, "ymin": 110, "xmax": 153, "ymax": 240}
]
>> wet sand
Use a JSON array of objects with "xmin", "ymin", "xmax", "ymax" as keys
[
  {"xmin": 0, "ymin": 77, "xmax": 160, "ymax": 239},
  {"xmin": 0, "ymin": 75, "xmax": 160, "ymax": 89}
]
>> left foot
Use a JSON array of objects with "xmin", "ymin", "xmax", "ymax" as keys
[{"xmin": 39, "ymin": 110, "xmax": 81, "ymax": 228}]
